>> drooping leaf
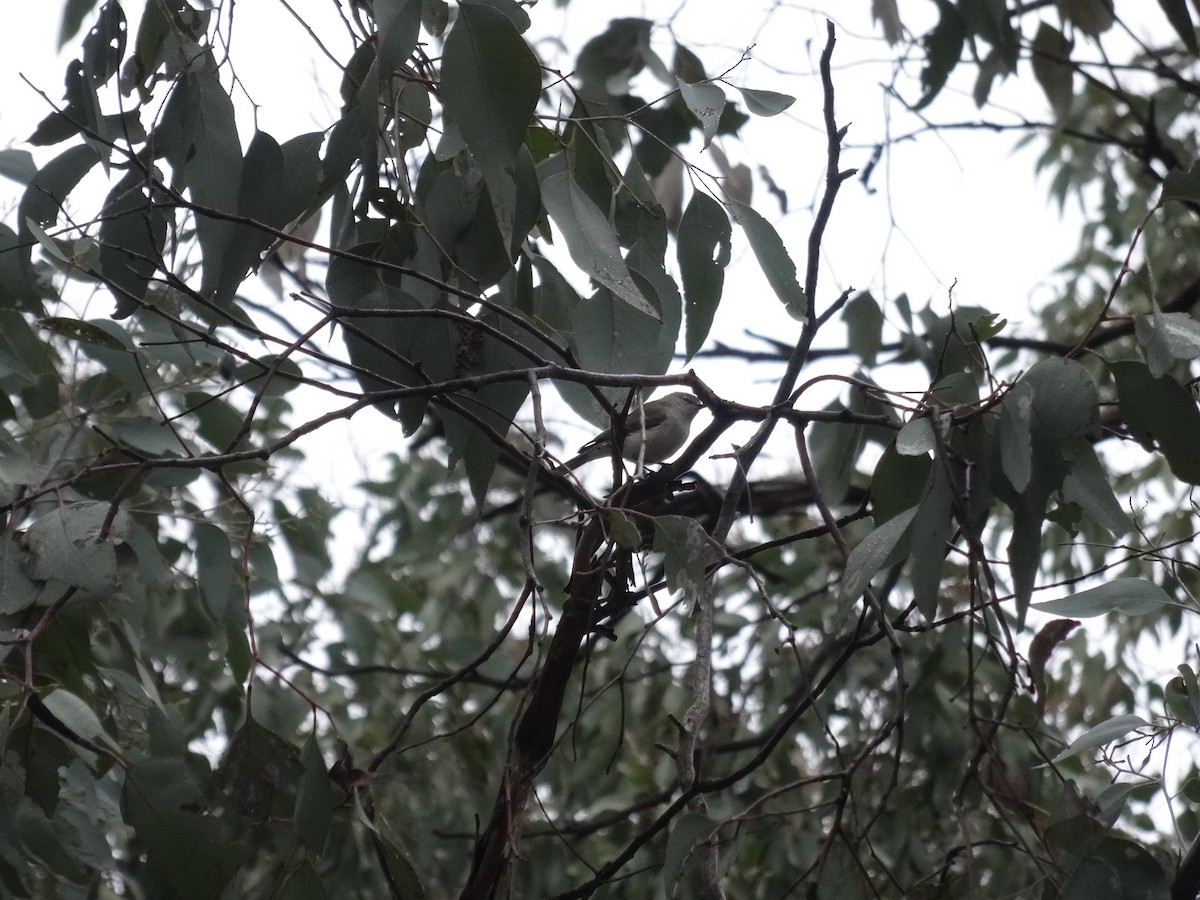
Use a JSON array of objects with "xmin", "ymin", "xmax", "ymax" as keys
[
  {"xmin": 1113, "ymin": 360, "xmax": 1200, "ymax": 484},
  {"xmin": 18, "ymin": 144, "xmax": 101, "ymax": 266},
  {"xmin": 195, "ymin": 523, "xmax": 236, "ymax": 621},
  {"xmin": 539, "ymin": 155, "xmax": 658, "ymax": 319},
  {"xmin": 1060, "ymin": 439, "xmax": 1132, "ymax": 537},
  {"xmin": 80, "ymin": 1, "xmax": 127, "ymax": 87},
  {"xmin": 910, "ymin": 463, "xmax": 954, "ymax": 620},
  {"xmin": 844, "ymin": 291, "xmax": 884, "ymax": 365},
  {"xmin": 95, "ymin": 169, "xmax": 168, "ymax": 318},
  {"xmin": 443, "ymin": 2, "xmax": 540, "ymax": 170},
  {"xmin": 442, "ymin": 0, "xmax": 541, "ymax": 249},
  {"xmin": 156, "ymin": 64, "xmax": 243, "ymax": 305},
  {"xmin": 838, "ymin": 506, "xmax": 918, "ymax": 604},
  {"xmin": 662, "ymin": 812, "xmax": 715, "ymax": 892},
  {"xmin": 1032, "ymin": 22, "xmax": 1074, "ymax": 123},
  {"xmin": 676, "ymin": 190, "xmax": 730, "ymax": 359},
  {"xmin": 293, "ymin": 734, "xmax": 333, "ymax": 855},
  {"xmin": 1158, "ymin": 0, "xmax": 1199, "ymax": 53},
  {"xmin": 439, "ymin": 309, "xmax": 533, "ymax": 506},
  {"xmin": 1020, "ymin": 357, "xmax": 1099, "ymax": 442},
  {"xmin": 1059, "ymin": 837, "xmax": 1170, "ymax": 900},
  {"xmin": 915, "ymin": 0, "xmax": 965, "ymax": 110},
  {"xmin": 0, "ymin": 534, "xmax": 40, "ymax": 614},
  {"xmin": 728, "ymin": 199, "xmax": 806, "ymax": 319},
  {"xmin": 216, "ymin": 715, "xmax": 303, "ymax": 820},
  {"xmin": 375, "ymin": 0, "xmax": 423, "ymax": 73},
  {"xmin": 998, "ymin": 381, "xmax": 1033, "ymax": 492}
]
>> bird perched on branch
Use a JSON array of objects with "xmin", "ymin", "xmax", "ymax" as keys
[{"xmin": 559, "ymin": 392, "xmax": 704, "ymax": 472}]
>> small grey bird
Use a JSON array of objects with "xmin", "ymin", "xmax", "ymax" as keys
[{"xmin": 560, "ymin": 392, "xmax": 704, "ymax": 471}]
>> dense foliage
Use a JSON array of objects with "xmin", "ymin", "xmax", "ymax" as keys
[{"xmin": 5, "ymin": 0, "xmax": 1200, "ymax": 897}]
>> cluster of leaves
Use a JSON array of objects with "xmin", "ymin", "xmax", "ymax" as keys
[{"xmin": 4, "ymin": 0, "xmax": 1200, "ymax": 897}]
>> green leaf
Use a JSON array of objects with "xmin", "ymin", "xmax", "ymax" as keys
[
  {"xmin": 439, "ymin": 309, "xmax": 533, "ymax": 506},
  {"xmin": 1113, "ymin": 360, "xmax": 1200, "ymax": 484},
  {"xmin": 1060, "ymin": 439, "xmax": 1132, "ymax": 537},
  {"xmin": 895, "ymin": 417, "xmax": 935, "ymax": 456},
  {"xmin": 839, "ymin": 507, "xmax": 918, "ymax": 604},
  {"xmin": 539, "ymin": 156, "xmax": 658, "ymax": 319},
  {"xmin": 1032, "ymin": 578, "xmax": 1174, "ymax": 618},
  {"xmin": 728, "ymin": 199, "xmax": 806, "ymax": 319},
  {"xmin": 870, "ymin": 441, "xmax": 933, "ymax": 526},
  {"xmin": 96, "ymin": 170, "xmax": 168, "ymax": 318},
  {"xmin": 293, "ymin": 734, "xmax": 333, "ymax": 855},
  {"xmin": 677, "ymin": 190, "xmax": 730, "ymax": 359},
  {"xmin": 1020, "ymin": 357, "xmax": 1099, "ymax": 442},
  {"xmin": 0, "ymin": 149, "xmax": 36, "ymax": 186},
  {"xmin": 18, "ymin": 143, "xmax": 101, "ymax": 258},
  {"xmin": 910, "ymin": 464, "xmax": 954, "ymax": 621},
  {"xmin": 195, "ymin": 523, "xmax": 236, "ymax": 621},
  {"xmin": 808, "ymin": 403, "xmax": 865, "ymax": 505},
  {"xmin": 442, "ymin": 1, "xmax": 541, "ymax": 250},
  {"xmin": 1031, "ymin": 23, "xmax": 1073, "ymax": 123},
  {"xmin": 124, "ymin": 758, "xmax": 246, "ymax": 899},
  {"xmin": 274, "ymin": 858, "xmax": 328, "ymax": 900},
  {"xmin": 157, "ymin": 64, "xmax": 243, "ymax": 305},
  {"xmin": 1050, "ymin": 714, "xmax": 1148, "ymax": 764},
  {"xmin": 1135, "ymin": 311, "xmax": 1200, "ymax": 377},
  {"xmin": 662, "ymin": 812, "xmax": 714, "ymax": 891},
  {"xmin": 80, "ymin": 1, "xmax": 127, "ymax": 87},
  {"xmin": 443, "ymin": 2, "xmax": 540, "ymax": 170},
  {"xmin": 0, "ymin": 534, "xmax": 40, "ymax": 614},
  {"xmin": 22, "ymin": 501, "xmax": 130, "ymax": 595},
  {"xmin": 373, "ymin": 825, "xmax": 427, "ymax": 900},
  {"xmin": 422, "ymin": 0, "xmax": 449, "ymax": 35},
  {"xmin": 216, "ymin": 715, "xmax": 303, "ymax": 819},
  {"xmin": 653, "ymin": 516, "xmax": 723, "ymax": 597},
  {"xmin": 998, "ymin": 381, "xmax": 1033, "ymax": 492},
  {"xmin": 1157, "ymin": 0, "xmax": 1198, "ymax": 54},
  {"xmin": 326, "ymin": 226, "xmax": 456, "ymax": 429},
  {"xmin": 915, "ymin": 0, "xmax": 965, "ymax": 110},
  {"xmin": 58, "ymin": 0, "xmax": 100, "ymax": 48},
  {"xmin": 375, "ymin": 0, "xmax": 422, "ymax": 72},
  {"xmin": 39, "ymin": 688, "xmax": 120, "ymax": 756},
  {"xmin": 1176, "ymin": 664, "xmax": 1200, "ymax": 728},
  {"xmin": 1058, "ymin": 0, "xmax": 1115, "ymax": 36},
  {"xmin": 206, "ymin": 130, "xmax": 323, "ymax": 309},
  {"xmin": 678, "ymin": 80, "xmax": 725, "ymax": 148},
  {"xmin": 736, "ymin": 86, "xmax": 796, "ymax": 116},
  {"xmin": 844, "ymin": 291, "xmax": 884, "ymax": 365},
  {"xmin": 576, "ymin": 18, "xmax": 652, "ymax": 97},
  {"xmin": 1059, "ymin": 837, "xmax": 1170, "ymax": 900},
  {"xmin": 1162, "ymin": 159, "xmax": 1200, "ymax": 204},
  {"xmin": 0, "ymin": 224, "xmax": 38, "ymax": 312},
  {"xmin": 37, "ymin": 317, "xmax": 125, "ymax": 350}
]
